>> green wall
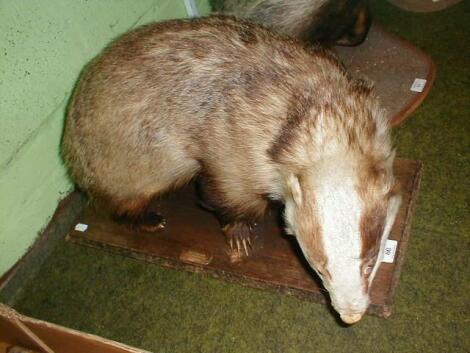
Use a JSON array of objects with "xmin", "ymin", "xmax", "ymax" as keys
[{"xmin": 0, "ymin": 0, "xmax": 211, "ymax": 277}]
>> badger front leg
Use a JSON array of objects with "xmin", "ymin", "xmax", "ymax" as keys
[
  {"xmin": 196, "ymin": 175, "xmax": 260, "ymax": 257},
  {"xmin": 222, "ymin": 220, "xmax": 255, "ymax": 256}
]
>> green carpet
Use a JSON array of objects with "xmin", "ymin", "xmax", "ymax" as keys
[{"xmin": 3, "ymin": 1, "xmax": 469, "ymax": 352}]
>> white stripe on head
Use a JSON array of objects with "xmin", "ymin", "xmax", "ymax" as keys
[{"xmin": 312, "ymin": 158, "xmax": 369, "ymax": 314}]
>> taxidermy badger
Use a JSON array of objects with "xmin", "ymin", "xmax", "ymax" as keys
[
  {"xmin": 211, "ymin": 0, "xmax": 372, "ymax": 46},
  {"xmin": 62, "ymin": 16, "xmax": 400, "ymax": 324}
]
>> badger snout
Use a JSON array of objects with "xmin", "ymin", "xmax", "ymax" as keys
[
  {"xmin": 330, "ymin": 293, "xmax": 369, "ymax": 325},
  {"xmin": 340, "ymin": 312, "xmax": 364, "ymax": 325}
]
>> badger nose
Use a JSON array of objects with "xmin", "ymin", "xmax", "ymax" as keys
[{"xmin": 340, "ymin": 313, "xmax": 363, "ymax": 325}]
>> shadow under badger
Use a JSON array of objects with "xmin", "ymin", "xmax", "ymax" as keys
[{"xmin": 62, "ymin": 16, "xmax": 401, "ymax": 324}]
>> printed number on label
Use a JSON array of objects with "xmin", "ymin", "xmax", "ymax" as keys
[
  {"xmin": 410, "ymin": 78, "xmax": 427, "ymax": 93},
  {"xmin": 382, "ymin": 239, "xmax": 398, "ymax": 263}
]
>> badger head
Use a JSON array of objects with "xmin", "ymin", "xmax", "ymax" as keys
[{"xmin": 274, "ymin": 79, "xmax": 401, "ymax": 324}]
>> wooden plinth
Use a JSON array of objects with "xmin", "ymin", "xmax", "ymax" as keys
[
  {"xmin": 67, "ymin": 159, "xmax": 422, "ymax": 318},
  {"xmin": 335, "ymin": 23, "xmax": 436, "ymax": 126}
]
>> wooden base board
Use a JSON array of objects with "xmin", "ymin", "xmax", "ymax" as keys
[
  {"xmin": 67, "ymin": 159, "xmax": 422, "ymax": 318},
  {"xmin": 335, "ymin": 23, "xmax": 436, "ymax": 126},
  {"xmin": 388, "ymin": 0, "xmax": 462, "ymax": 13}
]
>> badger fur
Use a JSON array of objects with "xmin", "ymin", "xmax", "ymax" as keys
[
  {"xmin": 211, "ymin": 0, "xmax": 371, "ymax": 46},
  {"xmin": 62, "ymin": 15, "xmax": 400, "ymax": 324}
]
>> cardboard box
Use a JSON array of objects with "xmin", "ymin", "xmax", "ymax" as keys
[{"xmin": 0, "ymin": 304, "xmax": 149, "ymax": 353}]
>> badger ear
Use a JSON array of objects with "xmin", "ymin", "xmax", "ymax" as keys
[{"xmin": 287, "ymin": 174, "xmax": 303, "ymax": 207}]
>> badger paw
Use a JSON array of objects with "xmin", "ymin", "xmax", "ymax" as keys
[
  {"xmin": 222, "ymin": 221, "xmax": 256, "ymax": 257},
  {"xmin": 132, "ymin": 211, "xmax": 166, "ymax": 233}
]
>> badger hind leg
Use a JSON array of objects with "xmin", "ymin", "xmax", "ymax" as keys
[{"xmin": 111, "ymin": 195, "xmax": 166, "ymax": 233}]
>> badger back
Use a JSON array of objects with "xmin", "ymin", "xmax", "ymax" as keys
[{"xmin": 61, "ymin": 15, "xmax": 346, "ymax": 206}]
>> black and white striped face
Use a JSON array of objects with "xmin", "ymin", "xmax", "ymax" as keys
[{"xmin": 283, "ymin": 161, "xmax": 401, "ymax": 324}]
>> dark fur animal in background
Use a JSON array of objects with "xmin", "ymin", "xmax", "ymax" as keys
[
  {"xmin": 211, "ymin": 0, "xmax": 371, "ymax": 46},
  {"xmin": 62, "ymin": 15, "xmax": 400, "ymax": 324}
]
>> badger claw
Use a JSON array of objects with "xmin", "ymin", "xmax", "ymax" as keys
[
  {"xmin": 224, "ymin": 221, "xmax": 256, "ymax": 257},
  {"xmin": 236, "ymin": 238, "xmax": 241, "ymax": 253},
  {"xmin": 242, "ymin": 238, "xmax": 249, "ymax": 256}
]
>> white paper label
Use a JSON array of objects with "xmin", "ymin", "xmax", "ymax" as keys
[
  {"xmin": 74, "ymin": 223, "xmax": 88, "ymax": 232},
  {"xmin": 410, "ymin": 78, "xmax": 427, "ymax": 92},
  {"xmin": 382, "ymin": 239, "xmax": 398, "ymax": 263}
]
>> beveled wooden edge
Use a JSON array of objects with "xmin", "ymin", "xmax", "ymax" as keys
[
  {"xmin": 376, "ymin": 24, "xmax": 437, "ymax": 127},
  {"xmin": 67, "ymin": 230, "xmax": 394, "ymax": 318},
  {"xmin": 381, "ymin": 159, "xmax": 423, "ymax": 316},
  {"xmin": 66, "ymin": 231, "xmax": 332, "ymax": 309},
  {"xmin": 390, "ymin": 58, "xmax": 436, "ymax": 126},
  {"xmin": 388, "ymin": 0, "xmax": 462, "ymax": 13},
  {"xmin": 336, "ymin": 23, "xmax": 437, "ymax": 127}
]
